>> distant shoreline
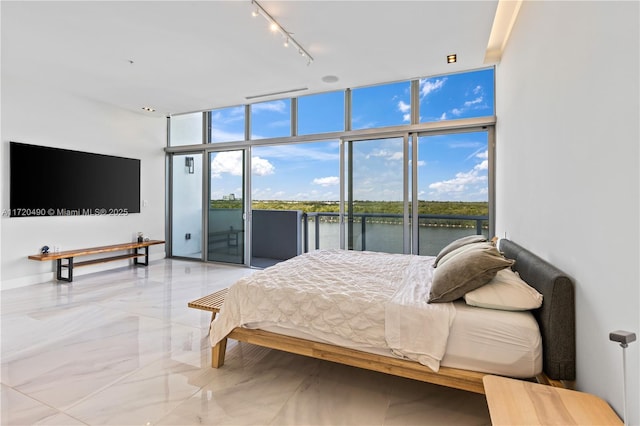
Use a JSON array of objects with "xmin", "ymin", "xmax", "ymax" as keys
[
  {"xmin": 211, "ymin": 199, "xmax": 488, "ymax": 228},
  {"xmin": 212, "ymin": 199, "xmax": 488, "ymax": 215}
]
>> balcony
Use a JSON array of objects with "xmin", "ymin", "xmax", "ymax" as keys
[
  {"xmin": 302, "ymin": 212, "xmax": 489, "ymax": 256},
  {"xmin": 204, "ymin": 209, "xmax": 489, "ymax": 267}
]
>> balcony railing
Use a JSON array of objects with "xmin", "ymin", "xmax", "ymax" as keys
[{"xmin": 302, "ymin": 212, "xmax": 488, "ymax": 253}]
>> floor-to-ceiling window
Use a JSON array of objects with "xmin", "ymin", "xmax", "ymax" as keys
[
  {"xmin": 345, "ymin": 137, "xmax": 406, "ymax": 253},
  {"xmin": 413, "ymin": 131, "xmax": 491, "ymax": 256},
  {"xmin": 169, "ymin": 112, "xmax": 205, "ymax": 259},
  {"xmin": 166, "ymin": 67, "xmax": 495, "ymax": 266},
  {"xmin": 208, "ymin": 149, "xmax": 245, "ymax": 264},
  {"xmin": 251, "ymin": 140, "xmax": 340, "ymax": 266},
  {"xmin": 170, "ymin": 153, "xmax": 203, "ymax": 259}
]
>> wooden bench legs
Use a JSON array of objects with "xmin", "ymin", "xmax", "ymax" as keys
[
  {"xmin": 212, "ymin": 338, "xmax": 228, "ymax": 368},
  {"xmin": 187, "ymin": 288, "xmax": 229, "ymax": 367}
]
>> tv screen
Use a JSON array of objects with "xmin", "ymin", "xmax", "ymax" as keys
[{"xmin": 10, "ymin": 142, "xmax": 141, "ymax": 217}]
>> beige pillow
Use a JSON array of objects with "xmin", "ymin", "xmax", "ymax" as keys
[
  {"xmin": 464, "ymin": 268, "xmax": 543, "ymax": 311},
  {"xmin": 433, "ymin": 235, "xmax": 487, "ymax": 267},
  {"xmin": 428, "ymin": 244, "xmax": 514, "ymax": 303}
]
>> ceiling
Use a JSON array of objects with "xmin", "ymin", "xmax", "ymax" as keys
[{"xmin": 1, "ymin": 1, "xmax": 501, "ymax": 117}]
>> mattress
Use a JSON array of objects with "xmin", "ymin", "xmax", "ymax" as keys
[
  {"xmin": 246, "ymin": 301, "xmax": 542, "ymax": 378},
  {"xmin": 210, "ymin": 249, "xmax": 542, "ymax": 377}
]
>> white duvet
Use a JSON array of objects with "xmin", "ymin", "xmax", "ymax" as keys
[{"xmin": 209, "ymin": 249, "xmax": 456, "ymax": 372}]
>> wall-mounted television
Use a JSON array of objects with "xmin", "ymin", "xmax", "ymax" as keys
[{"xmin": 9, "ymin": 142, "xmax": 141, "ymax": 217}]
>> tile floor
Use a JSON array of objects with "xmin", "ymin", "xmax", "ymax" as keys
[{"xmin": 1, "ymin": 259, "xmax": 491, "ymax": 425}]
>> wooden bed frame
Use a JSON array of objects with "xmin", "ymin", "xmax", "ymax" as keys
[{"xmin": 209, "ymin": 239, "xmax": 576, "ymax": 394}]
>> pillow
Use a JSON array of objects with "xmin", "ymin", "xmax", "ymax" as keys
[
  {"xmin": 428, "ymin": 244, "xmax": 514, "ymax": 303},
  {"xmin": 464, "ymin": 268, "xmax": 543, "ymax": 311},
  {"xmin": 434, "ymin": 235, "xmax": 487, "ymax": 267},
  {"xmin": 436, "ymin": 241, "xmax": 493, "ymax": 268}
]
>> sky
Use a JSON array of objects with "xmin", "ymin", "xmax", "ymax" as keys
[{"xmin": 176, "ymin": 68, "xmax": 494, "ymax": 203}]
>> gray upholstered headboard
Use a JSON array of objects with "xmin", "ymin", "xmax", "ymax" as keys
[{"xmin": 499, "ymin": 239, "xmax": 576, "ymax": 381}]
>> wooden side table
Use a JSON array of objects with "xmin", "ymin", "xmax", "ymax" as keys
[{"xmin": 483, "ymin": 375, "xmax": 622, "ymax": 425}]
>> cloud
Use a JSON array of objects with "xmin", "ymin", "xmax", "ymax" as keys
[
  {"xmin": 465, "ymin": 148, "xmax": 488, "ymax": 163},
  {"xmin": 313, "ymin": 176, "xmax": 339, "ymax": 187},
  {"xmin": 464, "ymin": 97, "xmax": 483, "ymax": 107},
  {"xmin": 452, "ymin": 93, "xmax": 487, "ymax": 116},
  {"xmin": 473, "ymin": 150, "xmax": 488, "ymax": 166},
  {"xmin": 252, "ymin": 156, "xmax": 275, "ymax": 176},
  {"xmin": 211, "ymin": 151, "xmax": 274, "ymax": 177},
  {"xmin": 211, "ymin": 106, "xmax": 245, "ymax": 124},
  {"xmin": 268, "ymin": 119, "xmax": 291, "ymax": 128},
  {"xmin": 428, "ymin": 170, "xmax": 487, "ymax": 194},
  {"xmin": 254, "ymin": 143, "xmax": 339, "ymax": 162},
  {"xmin": 367, "ymin": 149, "xmax": 403, "ymax": 161},
  {"xmin": 251, "ymin": 100, "xmax": 288, "ymax": 114},
  {"xmin": 210, "ymin": 129, "xmax": 244, "ymax": 143},
  {"xmin": 351, "ymin": 115, "xmax": 378, "ymax": 129},
  {"xmin": 420, "ymin": 78, "xmax": 447, "ymax": 98},
  {"xmin": 428, "ymin": 150, "xmax": 488, "ymax": 196},
  {"xmin": 474, "ymin": 159, "xmax": 488, "ymax": 171},
  {"xmin": 397, "ymin": 100, "xmax": 411, "ymax": 122}
]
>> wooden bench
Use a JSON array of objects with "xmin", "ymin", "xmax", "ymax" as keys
[
  {"xmin": 28, "ymin": 240, "xmax": 165, "ymax": 282},
  {"xmin": 188, "ymin": 288, "xmax": 229, "ymax": 366},
  {"xmin": 188, "ymin": 287, "xmax": 228, "ymax": 321}
]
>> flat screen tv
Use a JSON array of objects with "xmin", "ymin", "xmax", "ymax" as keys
[{"xmin": 9, "ymin": 142, "xmax": 141, "ymax": 217}]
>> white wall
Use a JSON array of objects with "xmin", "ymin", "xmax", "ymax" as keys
[
  {"xmin": 496, "ymin": 1, "xmax": 639, "ymax": 423},
  {"xmin": 1, "ymin": 76, "xmax": 167, "ymax": 289}
]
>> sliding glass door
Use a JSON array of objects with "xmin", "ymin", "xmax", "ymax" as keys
[
  {"xmin": 208, "ymin": 150, "xmax": 245, "ymax": 264},
  {"xmin": 344, "ymin": 137, "xmax": 407, "ymax": 254}
]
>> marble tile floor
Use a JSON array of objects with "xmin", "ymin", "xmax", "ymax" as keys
[{"xmin": 1, "ymin": 259, "xmax": 491, "ymax": 425}]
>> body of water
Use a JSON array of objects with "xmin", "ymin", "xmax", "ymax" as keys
[{"xmin": 306, "ymin": 220, "xmax": 489, "ymax": 256}]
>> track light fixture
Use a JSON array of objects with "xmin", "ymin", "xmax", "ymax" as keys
[{"xmin": 250, "ymin": 0, "xmax": 314, "ymax": 65}]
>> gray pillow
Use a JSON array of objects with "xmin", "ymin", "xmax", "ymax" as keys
[
  {"xmin": 433, "ymin": 235, "xmax": 487, "ymax": 267},
  {"xmin": 429, "ymin": 243, "xmax": 514, "ymax": 303}
]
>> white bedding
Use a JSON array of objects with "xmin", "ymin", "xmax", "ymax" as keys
[
  {"xmin": 209, "ymin": 249, "xmax": 542, "ymax": 375},
  {"xmin": 210, "ymin": 249, "xmax": 456, "ymax": 371}
]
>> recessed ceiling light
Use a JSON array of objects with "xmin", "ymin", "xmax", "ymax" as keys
[
  {"xmin": 142, "ymin": 106, "xmax": 156, "ymax": 112},
  {"xmin": 321, "ymin": 75, "xmax": 339, "ymax": 83},
  {"xmin": 447, "ymin": 54, "xmax": 457, "ymax": 64}
]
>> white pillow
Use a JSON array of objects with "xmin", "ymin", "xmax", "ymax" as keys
[{"xmin": 463, "ymin": 268, "xmax": 543, "ymax": 311}]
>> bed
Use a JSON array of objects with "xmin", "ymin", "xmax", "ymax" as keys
[{"xmin": 208, "ymin": 238, "xmax": 575, "ymax": 394}]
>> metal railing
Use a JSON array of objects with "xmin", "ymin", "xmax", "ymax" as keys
[{"xmin": 302, "ymin": 212, "xmax": 488, "ymax": 252}]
